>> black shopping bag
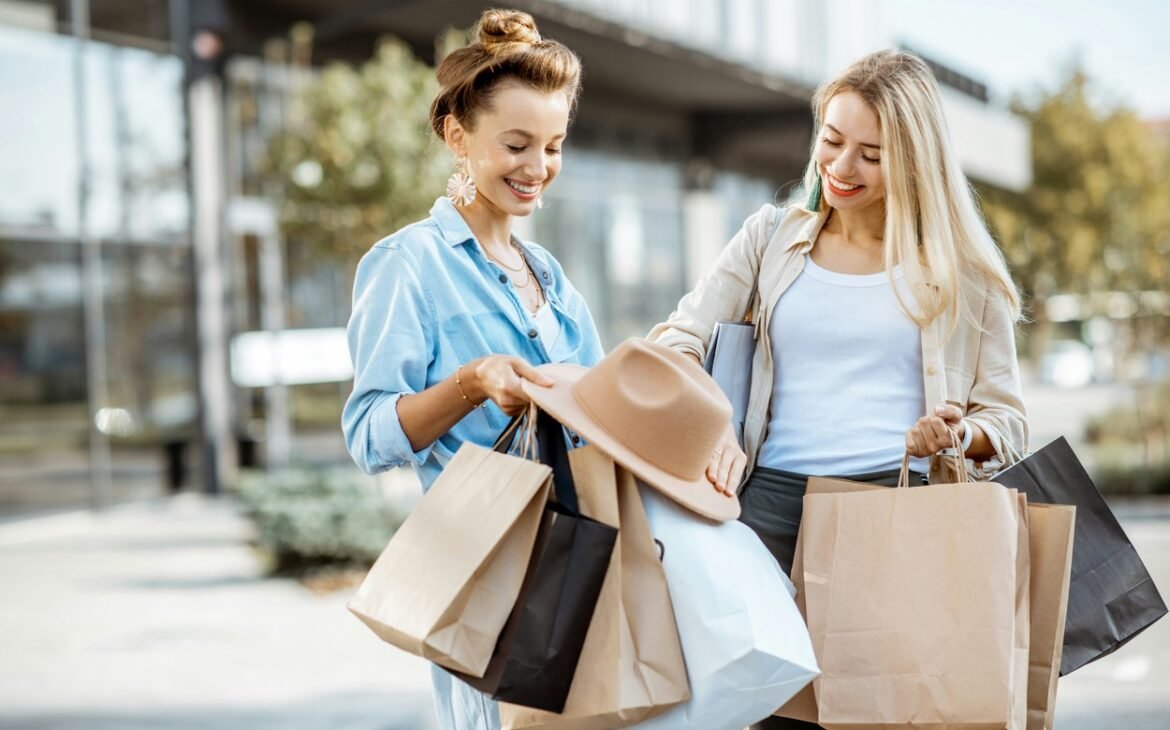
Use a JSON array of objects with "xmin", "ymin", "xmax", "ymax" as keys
[
  {"xmin": 452, "ymin": 408, "xmax": 618, "ymax": 712},
  {"xmin": 993, "ymin": 436, "xmax": 1167, "ymax": 675}
]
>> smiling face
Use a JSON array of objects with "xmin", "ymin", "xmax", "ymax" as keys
[
  {"xmin": 813, "ymin": 90, "xmax": 886, "ymax": 213},
  {"xmin": 445, "ymin": 80, "xmax": 570, "ymax": 218}
]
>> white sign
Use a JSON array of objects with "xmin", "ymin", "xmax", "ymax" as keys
[{"xmin": 230, "ymin": 327, "xmax": 353, "ymax": 387}]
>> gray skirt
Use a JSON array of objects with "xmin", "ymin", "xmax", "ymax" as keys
[{"xmin": 739, "ymin": 465, "xmax": 925, "ymax": 730}]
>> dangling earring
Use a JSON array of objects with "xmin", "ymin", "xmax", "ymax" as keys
[
  {"xmin": 806, "ymin": 174, "xmax": 822, "ymax": 211},
  {"xmin": 446, "ymin": 156, "xmax": 477, "ymax": 207},
  {"xmin": 536, "ymin": 195, "xmax": 544, "ymax": 210}
]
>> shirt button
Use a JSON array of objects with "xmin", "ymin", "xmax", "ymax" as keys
[
  {"xmin": 570, "ymin": 434, "xmax": 581, "ymax": 445},
  {"xmin": 542, "ymin": 272, "xmax": 550, "ymax": 282},
  {"xmin": 527, "ymin": 328, "xmax": 538, "ymax": 339},
  {"xmin": 498, "ymin": 274, "xmax": 508, "ymax": 284},
  {"xmin": 926, "ymin": 366, "xmax": 937, "ymax": 376}
]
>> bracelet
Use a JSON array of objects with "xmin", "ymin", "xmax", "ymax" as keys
[
  {"xmin": 958, "ymin": 418, "xmax": 975, "ymax": 453},
  {"xmin": 456, "ymin": 365, "xmax": 484, "ymax": 409}
]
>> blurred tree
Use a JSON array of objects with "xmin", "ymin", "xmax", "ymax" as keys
[
  {"xmin": 978, "ymin": 67, "xmax": 1170, "ymax": 344},
  {"xmin": 263, "ymin": 28, "xmax": 453, "ymax": 260}
]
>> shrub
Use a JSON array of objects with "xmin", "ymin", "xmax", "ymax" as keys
[{"xmin": 236, "ymin": 467, "xmax": 402, "ymax": 574}]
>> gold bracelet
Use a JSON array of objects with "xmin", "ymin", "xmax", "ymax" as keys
[{"xmin": 456, "ymin": 364, "xmax": 484, "ymax": 408}]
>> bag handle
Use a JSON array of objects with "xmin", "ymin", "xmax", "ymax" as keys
[
  {"xmin": 534, "ymin": 407, "xmax": 583, "ymax": 516},
  {"xmin": 898, "ymin": 430, "xmax": 969, "ymax": 487},
  {"xmin": 492, "ymin": 407, "xmax": 538, "ymax": 460}
]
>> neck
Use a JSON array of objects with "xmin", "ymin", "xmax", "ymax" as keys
[
  {"xmin": 456, "ymin": 196, "xmax": 513, "ymax": 253},
  {"xmin": 826, "ymin": 203, "xmax": 886, "ymax": 251}
]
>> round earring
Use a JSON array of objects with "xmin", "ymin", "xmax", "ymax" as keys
[{"xmin": 446, "ymin": 156, "xmax": 477, "ymax": 207}]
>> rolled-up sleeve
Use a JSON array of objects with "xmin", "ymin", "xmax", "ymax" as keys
[
  {"xmin": 342, "ymin": 245, "xmax": 436, "ymax": 474},
  {"xmin": 965, "ymin": 289, "xmax": 1029, "ymax": 475}
]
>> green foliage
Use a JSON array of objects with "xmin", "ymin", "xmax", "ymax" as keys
[
  {"xmin": 1086, "ymin": 379, "xmax": 1170, "ymax": 494},
  {"xmin": 264, "ymin": 36, "xmax": 450, "ymax": 259},
  {"xmin": 978, "ymin": 67, "xmax": 1170, "ymax": 305},
  {"xmin": 236, "ymin": 467, "xmax": 402, "ymax": 574}
]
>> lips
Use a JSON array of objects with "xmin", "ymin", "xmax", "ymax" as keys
[
  {"xmin": 824, "ymin": 172, "xmax": 864, "ymax": 198},
  {"xmin": 505, "ymin": 178, "xmax": 541, "ymax": 200}
]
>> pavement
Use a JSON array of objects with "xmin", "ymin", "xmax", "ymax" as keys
[
  {"xmin": 0, "ymin": 494, "xmax": 436, "ymax": 730},
  {"xmin": 2, "ymin": 490, "xmax": 1168, "ymax": 730}
]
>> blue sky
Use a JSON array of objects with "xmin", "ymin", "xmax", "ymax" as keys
[{"xmin": 891, "ymin": 0, "xmax": 1170, "ymax": 118}]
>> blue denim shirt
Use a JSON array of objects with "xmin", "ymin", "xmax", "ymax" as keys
[{"xmin": 343, "ymin": 197, "xmax": 604, "ymax": 491}]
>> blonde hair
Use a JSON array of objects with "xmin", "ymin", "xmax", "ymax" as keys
[
  {"xmin": 429, "ymin": 9, "xmax": 581, "ymax": 139},
  {"xmin": 802, "ymin": 49, "xmax": 1022, "ymax": 332}
]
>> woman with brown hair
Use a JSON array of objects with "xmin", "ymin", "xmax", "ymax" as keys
[{"xmin": 342, "ymin": 9, "xmax": 602, "ymax": 729}]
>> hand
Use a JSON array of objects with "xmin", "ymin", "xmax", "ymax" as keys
[
  {"xmin": 706, "ymin": 426, "xmax": 747, "ymax": 497},
  {"xmin": 470, "ymin": 355, "xmax": 553, "ymax": 416},
  {"xmin": 905, "ymin": 404, "xmax": 964, "ymax": 457}
]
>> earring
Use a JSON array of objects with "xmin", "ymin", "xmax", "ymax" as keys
[
  {"xmin": 536, "ymin": 195, "xmax": 544, "ymax": 210},
  {"xmin": 446, "ymin": 156, "xmax": 477, "ymax": 207},
  {"xmin": 806, "ymin": 174, "xmax": 822, "ymax": 211}
]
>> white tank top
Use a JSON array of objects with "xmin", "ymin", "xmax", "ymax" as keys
[{"xmin": 757, "ymin": 256, "xmax": 929, "ymax": 475}]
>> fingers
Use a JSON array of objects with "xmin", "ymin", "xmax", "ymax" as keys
[
  {"xmin": 512, "ymin": 358, "xmax": 554, "ymax": 387},
  {"xmin": 706, "ymin": 432, "xmax": 745, "ymax": 497},
  {"xmin": 905, "ymin": 414, "xmax": 961, "ymax": 457},
  {"xmin": 933, "ymin": 403, "xmax": 964, "ymax": 425}
]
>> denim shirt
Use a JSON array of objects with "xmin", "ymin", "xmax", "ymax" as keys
[{"xmin": 343, "ymin": 197, "xmax": 605, "ymax": 491}]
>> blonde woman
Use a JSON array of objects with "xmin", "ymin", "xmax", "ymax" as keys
[
  {"xmin": 343, "ymin": 9, "xmax": 601, "ymax": 730},
  {"xmin": 650, "ymin": 51, "xmax": 1027, "ymax": 726}
]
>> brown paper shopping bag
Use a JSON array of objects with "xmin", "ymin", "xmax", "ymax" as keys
[
  {"xmin": 789, "ymin": 464, "xmax": 1027, "ymax": 730},
  {"xmin": 348, "ymin": 430, "xmax": 552, "ymax": 677},
  {"xmin": 500, "ymin": 449, "xmax": 689, "ymax": 729},
  {"xmin": 1024, "ymin": 504, "xmax": 1075, "ymax": 730}
]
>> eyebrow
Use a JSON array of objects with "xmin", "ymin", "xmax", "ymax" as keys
[
  {"xmin": 824, "ymin": 124, "xmax": 880, "ymax": 150},
  {"xmin": 501, "ymin": 129, "xmax": 566, "ymax": 141}
]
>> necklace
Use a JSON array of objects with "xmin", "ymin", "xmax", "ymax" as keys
[{"xmin": 483, "ymin": 241, "xmax": 526, "ymax": 273}]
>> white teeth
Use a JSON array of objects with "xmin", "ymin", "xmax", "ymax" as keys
[
  {"xmin": 828, "ymin": 174, "xmax": 860, "ymax": 191},
  {"xmin": 507, "ymin": 180, "xmax": 539, "ymax": 194}
]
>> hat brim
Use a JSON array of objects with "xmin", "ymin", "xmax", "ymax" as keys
[{"xmin": 521, "ymin": 364, "xmax": 740, "ymax": 522}]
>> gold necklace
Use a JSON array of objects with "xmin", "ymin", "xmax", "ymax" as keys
[{"xmin": 483, "ymin": 241, "xmax": 526, "ymax": 273}]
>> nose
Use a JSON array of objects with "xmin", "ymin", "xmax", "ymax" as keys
[{"xmin": 523, "ymin": 149, "xmax": 548, "ymax": 181}]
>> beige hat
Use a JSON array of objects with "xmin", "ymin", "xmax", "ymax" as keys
[{"xmin": 521, "ymin": 338, "xmax": 740, "ymax": 522}]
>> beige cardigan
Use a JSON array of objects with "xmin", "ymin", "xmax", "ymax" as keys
[{"xmin": 648, "ymin": 203, "xmax": 1028, "ymax": 483}]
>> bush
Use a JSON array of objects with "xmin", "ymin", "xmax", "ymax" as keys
[{"xmin": 236, "ymin": 467, "xmax": 402, "ymax": 574}]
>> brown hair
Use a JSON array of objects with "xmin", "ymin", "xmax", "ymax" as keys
[{"xmin": 429, "ymin": 9, "xmax": 582, "ymax": 140}]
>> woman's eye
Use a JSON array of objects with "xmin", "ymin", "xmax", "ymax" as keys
[
  {"xmin": 822, "ymin": 138, "xmax": 842, "ymax": 147},
  {"xmin": 546, "ymin": 148, "xmax": 562, "ymax": 156},
  {"xmin": 505, "ymin": 144, "xmax": 526, "ymax": 153},
  {"xmin": 863, "ymin": 156, "xmax": 880, "ymax": 164}
]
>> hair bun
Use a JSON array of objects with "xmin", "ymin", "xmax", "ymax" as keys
[{"xmin": 478, "ymin": 9, "xmax": 541, "ymax": 54}]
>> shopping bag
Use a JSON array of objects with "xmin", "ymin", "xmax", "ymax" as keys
[
  {"xmin": 992, "ymin": 436, "xmax": 1167, "ymax": 675},
  {"xmin": 792, "ymin": 461, "xmax": 1026, "ymax": 729},
  {"xmin": 1024, "ymin": 504, "xmax": 1076, "ymax": 730},
  {"xmin": 631, "ymin": 482, "xmax": 819, "ymax": 730},
  {"xmin": 703, "ymin": 320, "xmax": 755, "ymax": 449},
  {"xmin": 347, "ymin": 415, "xmax": 551, "ymax": 676},
  {"xmin": 454, "ymin": 408, "xmax": 619, "ymax": 713},
  {"xmin": 500, "ymin": 457, "xmax": 690, "ymax": 729}
]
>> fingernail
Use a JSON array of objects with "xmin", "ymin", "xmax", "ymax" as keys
[{"xmin": 934, "ymin": 406, "xmax": 945, "ymax": 415}]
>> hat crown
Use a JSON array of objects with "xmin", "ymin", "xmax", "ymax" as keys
[{"xmin": 573, "ymin": 340, "xmax": 731, "ymax": 481}]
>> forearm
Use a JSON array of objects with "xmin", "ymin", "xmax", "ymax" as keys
[
  {"xmin": 961, "ymin": 419, "xmax": 996, "ymax": 461},
  {"xmin": 397, "ymin": 358, "xmax": 486, "ymax": 452}
]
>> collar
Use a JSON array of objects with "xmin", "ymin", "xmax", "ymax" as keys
[
  {"xmin": 781, "ymin": 204, "xmax": 830, "ymax": 254},
  {"xmin": 430, "ymin": 196, "xmax": 476, "ymax": 247}
]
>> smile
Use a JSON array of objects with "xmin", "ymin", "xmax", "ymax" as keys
[
  {"xmin": 505, "ymin": 179, "xmax": 541, "ymax": 196},
  {"xmin": 825, "ymin": 172, "xmax": 864, "ymax": 196}
]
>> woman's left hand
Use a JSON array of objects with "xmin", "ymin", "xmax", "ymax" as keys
[
  {"xmin": 706, "ymin": 427, "xmax": 747, "ymax": 497},
  {"xmin": 905, "ymin": 404, "xmax": 964, "ymax": 457}
]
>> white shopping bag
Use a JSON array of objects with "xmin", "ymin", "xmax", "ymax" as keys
[{"xmin": 631, "ymin": 483, "xmax": 819, "ymax": 730}]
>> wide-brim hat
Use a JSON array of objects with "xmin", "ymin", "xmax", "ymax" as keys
[{"xmin": 521, "ymin": 338, "xmax": 739, "ymax": 522}]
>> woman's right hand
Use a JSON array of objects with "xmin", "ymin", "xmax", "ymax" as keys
[{"xmin": 469, "ymin": 355, "xmax": 554, "ymax": 416}]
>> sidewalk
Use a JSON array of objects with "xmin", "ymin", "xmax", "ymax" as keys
[{"xmin": 0, "ymin": 494, "xmax": 437, "ymax": 730}]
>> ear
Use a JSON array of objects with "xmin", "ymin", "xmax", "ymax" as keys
[{"xmin": 443, "ymin": 115, "xmax": 467, "ymax": 158}]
